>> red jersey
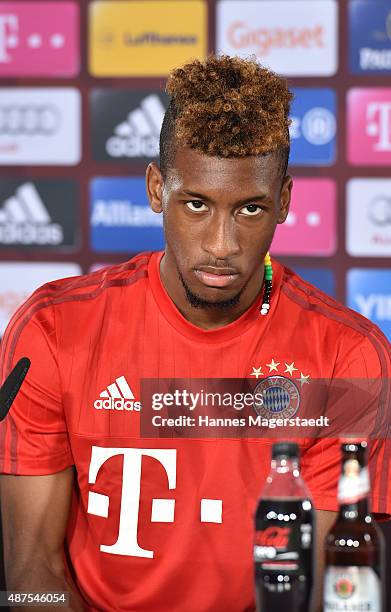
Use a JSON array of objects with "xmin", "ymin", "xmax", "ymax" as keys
[{"xmin": 0, "ymin": 251, "xmax": 390, "ymax": 612}]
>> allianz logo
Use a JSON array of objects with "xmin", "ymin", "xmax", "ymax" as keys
[
  {"xmin": 91, "ymin": 200, "xmax": 162, "ymax": 228},
  {"xmin": 94, "ymin": 376, "xmax": 141, "ymax": 411},
  {"xmin": 0, "ymin": 182, "xmax": 63, "ymax": 245},
  {"xmin": 290, "ymin": 107, "xmax": 336, "ymax": 146}
]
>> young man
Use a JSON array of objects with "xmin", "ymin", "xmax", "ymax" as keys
[{"xmin": 0, "ymin": 55, "xmax": 390, "ymax": 611}]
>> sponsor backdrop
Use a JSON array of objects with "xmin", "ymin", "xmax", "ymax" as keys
[
  {"xmin": 0, "ymin": 0, "xmax": 390, "ymax": 598},
  {"xmin": 0, "ymin": 0, "xmax": 389, "ymax": 339}
]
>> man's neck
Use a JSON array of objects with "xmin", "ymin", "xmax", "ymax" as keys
[{"xmin": 159, "ymin": 253, "xmax": 264, "ymax": 331}]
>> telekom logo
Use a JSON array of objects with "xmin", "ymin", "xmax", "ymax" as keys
[
  {"xmin": 348, "ymin": 88, "xmax": 391, "ymax": 165},
  {"xmin": 0, "ymin": 3, "xmax": 79, "ymax": 76},
  {"xmin": 87, "ymin": 447, "xmax": 223, "ymax": 558},
  {"xmin": 0, "ymin": 15, "xmax": 17, "ymax": 63},
  {"xmin": 272, "ymin": 178, "xmax": 336, "ymax": 256},
  {"xmin": 366, "ymin": 102, "xmax": 391, "ymax": 151}
]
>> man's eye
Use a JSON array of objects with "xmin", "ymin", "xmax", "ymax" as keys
[
  {"xmin": 240, "ymin": 204, "xmax": 263, "ymax": 216},
  {"xmin": 185, "ymin": 201, "xmax": 208, "ymax": 212}
]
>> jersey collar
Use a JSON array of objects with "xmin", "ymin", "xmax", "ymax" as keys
[{"xmin": 148, "ymin": 251, "xmax": 283, "ymax": 344}]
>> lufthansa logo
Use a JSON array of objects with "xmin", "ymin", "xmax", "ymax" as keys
[
  {"xmin": 0, "ymin": 106, "xmax": 60, "ymax": 135},
  {"xmin": 368, "ymin": 195, "xmax": 391, "ymax": 226},
  {"xmin": 253, "ymin": 376, "xmax": 300, "ymax": 419}
]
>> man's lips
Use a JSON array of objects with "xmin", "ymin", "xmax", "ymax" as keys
[{"xmin": 194, "ymin": 267, "xmax": 240, "ymax": 288}]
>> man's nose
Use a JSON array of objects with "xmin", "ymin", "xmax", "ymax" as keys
[{"xmin": 201, "ymin": 213, "xmax": 241, "ymax": 261}]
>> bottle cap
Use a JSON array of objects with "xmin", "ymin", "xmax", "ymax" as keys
[
  {"xmin": 341, "ymin": 439, "xmax": 368, "ymax": 453},
  {"xmin": 272, "ymin": 441, "xmax": 300, "ymax": 459}
]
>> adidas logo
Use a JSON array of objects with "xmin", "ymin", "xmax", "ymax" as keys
[
  {"xmin": 0, "ymin": 182, "xmax": 63, "ymax": 245},
  {"xmin": 94, "ymin": 376, "xmax": 141, "ymax": 411},
  {"xmin": 105, "ymin": 94, "xmax": 165, "ymax": 158}
]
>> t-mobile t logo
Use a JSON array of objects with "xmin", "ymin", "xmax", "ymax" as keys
[
  {"xmin": 366, "ymin": 102, "xmax": 391, "ymax": 151},
  {"xmin": 348, "ymin": 89, "xmax": 391, "ymax": 165},
  {"xmin": 87, "ymin": 447, "xmax": 223, "ymax": 558},
  {"xmin": 0, "ymin": 15, "xmax": 18, "ymax": 63},
  {"xmin": 0, "ymin": 4, "xmax": 78, "ymax": 77}
]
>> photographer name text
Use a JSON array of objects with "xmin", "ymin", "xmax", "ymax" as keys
[{"xmin": 151, "ymin": 415, "xmax": 330, "ymax": 429}]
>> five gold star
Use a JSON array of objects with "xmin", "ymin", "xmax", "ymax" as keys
[
  {"xmin": 266, "ymin": 358, "xmax": 280, "ymax": 372},
  {"xmin": 250, "ymin": 366, "xmax": 263, "ymax": 379},
  {"xmin": 284, "ymin": 362, "xmax": 298, "ymax": 376}
]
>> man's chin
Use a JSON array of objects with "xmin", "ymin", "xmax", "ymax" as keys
[{"xmin": 179, "ymin": 273, "xmax": 244, "ymax": 310}]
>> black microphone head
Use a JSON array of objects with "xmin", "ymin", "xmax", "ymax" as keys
[{"xmin": 0, "ymin": 357, "xmax": 31, "ymax": 421}]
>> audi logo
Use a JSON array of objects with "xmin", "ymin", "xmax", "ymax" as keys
[
  {"xmin": 368, "ymin": 195, "xmax": 391, "ymax": 226},
  {"xmin": 0, "ymin": 106, "xmax": 61, "ymax": 135}
]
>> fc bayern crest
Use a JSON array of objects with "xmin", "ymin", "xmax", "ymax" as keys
[{"xmin": 253, "ymin": 376, "xmax": 300, "ymax": 419}]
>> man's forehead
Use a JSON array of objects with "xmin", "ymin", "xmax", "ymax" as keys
[{"xmin": 166, "ymin": 146, "xmax": 281, "ymax": 191}]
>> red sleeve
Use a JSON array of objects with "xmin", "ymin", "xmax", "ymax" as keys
[
  {"xmin": 0, "ymin": 287, "xmax": 74, "ymax": 475},
  {"xmin": 300, "ymin": 323, "xmax": 391, "ymax": 517}
]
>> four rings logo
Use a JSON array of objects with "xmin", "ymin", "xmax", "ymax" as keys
[
  {"xmin": 368, "ymin": 195, "xmax": 391, "ymax": 226},
  {"xmin": 347, "ymin": 179, "xmax": 391, "ymax": 255},
  {"xmin": 0, "ymin": 106, "xmax": 60, "ymax": 135},
  {"xmin": 0, "ymin": 88, "xmax": 81, "ymax": 165}
]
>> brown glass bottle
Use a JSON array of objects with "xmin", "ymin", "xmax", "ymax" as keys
[{"xmin": 323, "ymin": 440, "xmax": 384, "ymax": 611}]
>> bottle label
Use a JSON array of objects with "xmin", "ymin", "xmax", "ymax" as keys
[
  {"xmin": 338, "ymin": 461, "xmax": 370, "ymax": 504},
  {"xmin": 254, "ymin": 525, "xmax": 299, "ymax": 569},
  {"xmin": 253, "ymin": 499, "xmax": 313, "ymax": 574},
  {"xmin": 324, "ymin": 566, "xmax": 381, "ymax": 611}
]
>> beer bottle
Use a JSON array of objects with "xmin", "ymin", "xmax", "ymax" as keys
[
  {"xmin": 253, "ymin": 441, "xmax": 314, "ymax": 611},
  {"xmin": 324, "ymin": 440, "xmax": 384, "ymax": 611}
]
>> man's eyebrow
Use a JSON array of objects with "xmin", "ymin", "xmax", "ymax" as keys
[
  {"xmin": 236, "ymin": 194, "xmax": 271, "ymax": 205},
  {"xmin": 179, "ymin": 190, "xmax": 212, "ymax": 200},
  {"xmin": 179, "ymin": 190, "xmax": 271, "ymax": 204}
]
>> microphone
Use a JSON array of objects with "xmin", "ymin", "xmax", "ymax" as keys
[{"xmin": 0, "ymin": 358, "xmax": 31, "ymax": 421}]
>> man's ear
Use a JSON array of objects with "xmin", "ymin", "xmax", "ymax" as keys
[
  {"xmin": 146, "ymin": 162, "xmax": 164, "ymax": 213},
  {"xmin": 277, "ymin": 175, "xmax": 293, "ymax": 224}
]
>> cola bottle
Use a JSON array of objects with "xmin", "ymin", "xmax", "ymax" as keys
[
  {"xmin": 324, "ymin": 440, "xmax": 384, "ymax": 611},
  {"xmin": 253, "ymin": 441, "xmax": 314, "ymax": 611}
]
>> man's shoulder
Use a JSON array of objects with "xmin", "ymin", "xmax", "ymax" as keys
[
  {"xmin": 32, "ymin": 251, "xmax": 153, "ymax": 309},
  {"xmin": 278, "ymin": 262, "xmax": 390, "ymax": 350},
  {"xmin": 1, "ymin": 252, "xmax": 154, "ymax": 349}
]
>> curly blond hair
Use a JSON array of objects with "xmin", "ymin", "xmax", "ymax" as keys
[{"xmin": 160, "ymin": 54, "xmax": 293, "ymax": 175}]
